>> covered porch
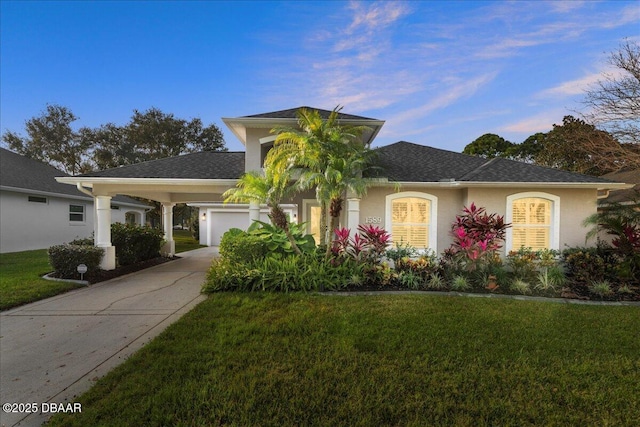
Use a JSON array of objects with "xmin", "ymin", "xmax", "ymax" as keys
[{"xmin": 56, "ymin": 177, "xmax": 239, "ymax": 270}]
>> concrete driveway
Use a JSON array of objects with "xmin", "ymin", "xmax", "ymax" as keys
[{"xmin": 0, "ymin": 246, "xmax": 216, "ymax": 427}]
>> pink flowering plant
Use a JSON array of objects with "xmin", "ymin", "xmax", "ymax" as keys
[
  {"xmin": 448, "ymin": 203, "xmax": 510, "ymax": 271},
  {"xmin": 332, "ymin": 225, "xmax": 391, "ymax": 264}
]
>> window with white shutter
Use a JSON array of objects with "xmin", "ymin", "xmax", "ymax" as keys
[
  {"xmin": 386, "ymin": 193, "xmax": 438, "ymax": 251},
  {"xmin": 506, "ymin": 193, "xmax": 560, "ymax": 251}
]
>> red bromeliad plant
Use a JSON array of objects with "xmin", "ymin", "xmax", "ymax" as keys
[{"xmin": 449, "ymin": 203, "xmax": 510, "ymax": 269}]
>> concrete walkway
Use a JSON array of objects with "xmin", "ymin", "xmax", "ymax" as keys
[{"xmin": 0, "ymin": 246, "xmax": 216, "ymax": 427}]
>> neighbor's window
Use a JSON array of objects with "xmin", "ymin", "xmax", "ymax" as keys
[
  {"xmin": 507, "ymin": 193, "xmax": 560, "ymax": 251},
  {"xmin": 28, "ymin": 195, "xmax": 47, "ymax": 203},
  {"xmin": 69, "ymin": 204, "xmax": 85, "ymax": 222},
  {"xmin": 386, "ymin": 192, "xmax": 438, "ymax": 251}
]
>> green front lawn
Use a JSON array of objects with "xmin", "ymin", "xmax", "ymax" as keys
[
  {"xmin": 174, "ymin": 229, "xmax": 206, "ymax": 253},
  {"xmin": 49, "ymin": 293, "xmax": 640, "ymax": 426},
  {"xmin": 0, "ymin": 249, "xmax": 83, "ymax": 311}
]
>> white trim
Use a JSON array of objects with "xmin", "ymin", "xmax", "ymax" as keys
[
  {"xmin": 367, "ymin": 181, "xmax": 631, "ymax": 190},
  {"xmin": 385, "ymin": 191, "xmax": 438, "ymax": 252},
  {"xmin": 55, "ymin": 177, "xmax": 239, "ymax": 187},
  {"xmin": 506, "ymin": 192, "xmax": 560, "ymax": 251},
  {"xmin": 259, "ymin": 135, "xmax": 277, "ymax": 145}
]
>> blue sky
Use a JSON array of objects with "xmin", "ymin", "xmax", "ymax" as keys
[{"xmin": 1, "ymin": 1, "xmax": 638, "ymax": 153}]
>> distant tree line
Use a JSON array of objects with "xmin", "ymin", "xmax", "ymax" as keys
[
  {"xmin": 2, "ymin": 106, "xmax": 226, "ymax": 175},
  {"xmin": 2, "ymin": 106, "xmax": 226, "ymax": 228},
  {"xmin": 464, "ymin": 40, "xmax": 640, "ymax": 176}
]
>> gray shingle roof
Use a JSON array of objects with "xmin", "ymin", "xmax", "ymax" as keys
[
  {"xmin": 371, "ymin": 141, "xmax": 616, "ymax": 184},
  {"xmin": 0, "ymin": 148, "xmax": 148, "ymax": 205},
  {"xmin": 243, "ymin": 106, "xmax": 379, "ymax": 121},
  {"xmin": 65, "ymin": 141, "xmax": 618, "ymax": 185},
  {"xmin": 80, "ymin": 151, "xmax": 245, "ymax": 179},
  {"xmin": 600, "ymin": 169, "xmax": 640, "ymax": 203}
]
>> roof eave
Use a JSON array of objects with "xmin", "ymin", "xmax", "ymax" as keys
[
  {"xmin": 56, "ymin": 177, "xmax": 240, "ymax": 187},
  {"xmin": 369, "ymin": 180, "xmax": 633, "ymax": 189},
  {"xmin": 222, "ymin": 116, "xmax": 385, "ymax": 146}
]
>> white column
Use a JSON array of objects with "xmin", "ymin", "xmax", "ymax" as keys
[
  {"xmin": 249, "ymin": 201, "xmax": 260, "ymax": 226},
  {"xmin": 347, "ymin": 197, "xmax": 361, "ymax": 232},
  {"xmin": 95, "ymin": 195, "xmax": 116, "ymax": 270},
  {"xmin": 161, "ymin": 203, "xmax": 176, "ymax": 256}
]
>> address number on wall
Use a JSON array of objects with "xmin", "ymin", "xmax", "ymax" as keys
[{"xmin": 364, "ymin": 216, "xmax": 382, "ymax": 224}]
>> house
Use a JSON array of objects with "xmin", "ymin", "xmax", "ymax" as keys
[
  {"xmin": 55, "ymin": 107, "xmax": 633, "ymax": 270},
  {"xmin": 0, "ymin": 148, "xmax": 149, "ymax": 253},
  {"xmin": 600, "ymin": 169, "xmax": 639, "ymax": 206}
]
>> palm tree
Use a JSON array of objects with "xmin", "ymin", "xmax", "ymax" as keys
[
  {"xmin": 223, "ymin": 169, "xmax": 302, "ymax": 255},
  {"xmin": 268, "ymin": 106, "xmax": 376, "ymax": 255}
]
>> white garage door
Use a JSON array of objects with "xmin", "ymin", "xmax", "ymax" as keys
[
  {"xmin": 209, "ymin": 210, "xmax": 272, "ymax": 246},
  {"xmin": 210, "ymin": 211, "xmax": 251, "ymax": 246}
]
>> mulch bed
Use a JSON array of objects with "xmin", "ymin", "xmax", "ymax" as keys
[{"xmin": 50, "ymin": 256, "xmax": 179, "ymax": 284}]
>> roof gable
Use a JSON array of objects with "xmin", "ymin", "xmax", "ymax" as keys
[{"xmin": 243, "ymin": 106, "xmax": 380, "ymax": 121}]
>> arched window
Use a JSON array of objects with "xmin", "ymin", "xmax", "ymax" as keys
[
  {"xmin": 506, "ymin": 192, "xmax": 560, "ymax": 251},
  {"xmin": 386, "ymin": 192, "xmax": 437, "ymax": 252}
]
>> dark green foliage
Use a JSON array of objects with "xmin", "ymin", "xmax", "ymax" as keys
[
  {"xmin": 463, "ymin": 133, "xmax": 514, "ymax": 158},
  {"xmin": 48, "ymin": 245, "xmax": 104, "ymax": 279},
  {"xmin": 248, "ymin": 220, "xmax": 316, "ymax": 255},
  {"xmin": 219, "ymin": 228, "xmax": 268, "ymax": 264},
  {"xmin": 111, "ymin": 223, "xmax": 164, "ymax": 266},
  {"xmin": 385, "ymin": 241, "xmax": 418, "ymax": 261},
  {"xmin": 203, "ymin": 252, "xmax": 357, "ymax": 292}
]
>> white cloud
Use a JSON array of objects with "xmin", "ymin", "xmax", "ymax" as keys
[{"xmin": 500, "ymin": 110, "xmax": 566, "ymax": 134}]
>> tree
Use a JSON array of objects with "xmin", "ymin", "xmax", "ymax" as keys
[
  {"xmin": 582, "ymin": 40, "xmax": 639, "ymax": 147},
  {"xmin": 463, "ymin": 133, "xmax": 514, "ymax": 158},
  {"xmin": 268, "ymin": 107, "xmax": 375, "ymax": 253},
  {"xmin": 2, "ymin": 104, "xmax": 92, "ymax": 175},
  {"xmin": 223, "ymin": 169, "xmax": 302, "ymax": 255},
  {"xmin": 535, "ymin": 115, "xmax": 622, "ymax": 175},
  {"xmin": 507, "ymin": 132, "xmax": 545, "ymax": 163},
  {"xmin": 85, "ymin": 107, "xmax": 225, "ymax": 170}
]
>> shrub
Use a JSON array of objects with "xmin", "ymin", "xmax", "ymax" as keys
[
  {"xmin": 450, "ymin": 275, "xmax": 471, "ymax": 292},
  {"xmin": 398, "ymin": 270, "xmax": 424, "ymax": 290},
  {"xmin": 220, "ymin": 228, "xmax": 268, "ymax": 264},
  {"xmin": 510, "ymin": 278, "xmax": 531, "ymax": 295},
  {"xmin": 395, "ymin": 253, "xmax": 438, "ymax": 280},
  {"xmin": 48, "ymin": 244, "xmax": 104, "ymax": 279},
  {"xmin": 248, "ymin": 221, "xmax": 316, "ymax": 255},
  {"xmin": 332, "ymin": 225, "xmax": 391, "ymax": 264},
  {"xmin": 426, "ymin": 273, "xmax": 447, "ymax": 290},
  {"xmin": 589, "ymin": 280, "xmax": 614, "ymax": 298},
  {"xmin": 203, "ymin": 252, "xmax": 357, "ymax": 293},
  {"xmin": 385, "ymin": 240, "xmax": 418, "ymax": 261},
  {"xmin": 448, "ymin": 203, "xmax": 510, "ymax": 271},
  {"xmin": 111, "ymin": 223, "xmax": 165, "ymax": 266},
  {"xmin": 584, "ymin": 200, "xmax": 640, "ymax": 282},
  {"xmin": 68, "ymin": 237, "xmax": 94, "ymax": 246},
  {"xmin": 562, "ymin": 247, "xmax": 608, "ymax": 284}
]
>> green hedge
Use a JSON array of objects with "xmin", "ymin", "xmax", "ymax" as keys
[
  {"xmin": 219, "ymin": 228, "xmax": 268, "ymax": 264},
  {"xmin": 111, "ymin": 223, "xmax": 165, "ymax": 266},
  {"xmin": 48, "ymin": 245, "xmax": 104, "ymax": 279}
]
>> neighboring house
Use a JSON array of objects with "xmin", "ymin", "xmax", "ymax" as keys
[
  {"xmin": 56, "ymin": 107, "xmax": 633, "ymax": 269},
  {"xmin": 0, "ymin": 148, "xmax": 149, "ymax": 253},
  {"xmin": 600, "ymin": 169, "xmax": 639, "ymax": 207}
]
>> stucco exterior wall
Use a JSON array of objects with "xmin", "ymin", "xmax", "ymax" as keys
[
  {"xmin": 244, "ymin": 127, "xmax": 272, "ymax": 171},
  {"xmin": 359, "ymin": 186, "xmax": 466, "ymax": 252},
  {"xmin": 355, "ymin": 185, "xmax": 599, "ymax": 255},
  {"xmin": 0, "ymin": 190, "xmax": 147, "ymax": 253},
  {"xmin": 464, "ymin": 187, "xmax": 598, "ymax": 252}
]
